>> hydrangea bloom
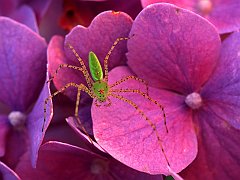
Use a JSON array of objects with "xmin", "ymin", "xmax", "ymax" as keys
[
  {"xmin": 141, "ymin": 0, "xmax": 240, "ymax": 34},
  {"xmin": 94, "ymin": 3, "xmax": 238, "ymax": 179},
  {"xmin": 0, "ymin": 17, "xmax": 52, "ymax": 170},
  {"xmin": 47, "ymin": 5, "xmax": 200, "ymax": 177},
  {"xmin": 3, "ymin": 1, "xmax": 238, "ymax": 179}
]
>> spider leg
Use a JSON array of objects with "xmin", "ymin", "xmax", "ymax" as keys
[
  {"xmin": 47, "ymin": 64, "xmax": 86, "ymax": 83},
  {"xmin": 103, "ymin": 37, "xmax": 131, "ymax": 82},
  {"xmin": 43, "ymin": 82, "xmax": 93, "ymax": 132},
  {"xmin": 109, "ymin": 93, "xmax": 170, "ymax": 167},
  {"xmin": 110, "ymin": 88, "xmax": 168, "ymax": 133},
  {"xmin": 74, "ymin": 85, "xmax": 94, "ymax": 144},
  {"xmin": 109, "ymin": 75, "xmax": 149, "ymax": 95},
  {"xmin": 66, "ymin": 43, "xmax": 94, "ymax": 88},
  {"xmin": 94, "ymin": 99, "xmax": 101, "ymax": 107},
  {"xmin": 94, "ymin": 98, "xmax": 112, "ymax": 107},
  {"xmin": 104, "ymin": 98, "xmax": 112, "ymax": 107}
]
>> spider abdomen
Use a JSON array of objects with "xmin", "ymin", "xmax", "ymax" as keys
[{"xmin": 89, "ymin": 51, "xmax": 103, "ymax": 81}]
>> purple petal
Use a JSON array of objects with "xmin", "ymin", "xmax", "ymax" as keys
[
  {"xmin": 205, "ymin": 0, "xmax": 240, "ymax": 34},
  {"xmin": 0, "ymin": 161, "xmax": 20, "ymax": 180},
  {"xmin": 0, "ymin": 116, "xmax": 9, "ymax": 157},
  {"xmin": 181, "ymin": 107, "xmax": 240, "ymax": 179},
  {"xmin": 0, "ymin": 17, "xmax": 47, "ymax": 111},
  {"xmin": 127, "ymin": 3, "xmax": 221, "ymax": 94},
  {"xmin": 16, "ymin": 141, "xmax": 163, "ymax": 179},
  {"xmin": 141, "ymin": 1, "xmax": 240, "ymax": 34},
  {"xmin": 92, "ymin": 66, "xmax": 197, "ymax": 175},
  {"xmin": 38, "ymin": 1, "xmax": 66, "ymax": 42},
  {"xmin": 3, "ymin": 127, "xmax": 28, "ymax": 168},
  {"xmin": 26, "ymin": 0, "xmax": 52, "ymax": 21},
  {"xmin": 0, "ymin": 0, "xmax": 51, "ymax": 22},
  {"xmin": 10, "ymin": 5, "xmax": 39, "ymax": 33},
  {"xmin": 64, "ymin": 10, "xmax": 133, "ymax": 80},
  {"xmin": 141, "ymin": 0, "xmax": 191, "ymax": 8},
  {"xmin": 201, "ymin": 32, "xmax": 240, "ymax": 129},
  {"xmin": 27, "ymin": 74, "xmax": 53, "ymax": 168}
]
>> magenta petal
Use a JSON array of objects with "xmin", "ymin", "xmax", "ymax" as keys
[
  {"xmin": 127, "ymin": 3, "xmax": 221, "ymax": 94},
  {"xmin": 141, "ymin": 0, "xmax": 190, "ymax": 8},
  {"xmin": 0, "ymin": 17, "xmax": 47, "ymax": 111},
  {"xmin": 181, "ymin": 107, "xmax": 240, "ymax": 179},
  {"xmin": 206, "ymin": 1, "xmax": 240, "ymax": 34},
  {"xmin": 201, "ymin": 32, "xmax": 240, "ymax": 129},
  {"xmin": 10, "ymin": 5, "xmax": 38, "ymax": 33},
  {"xmin": 0, "ymin": 116, "xmax": 9, "ymax": 157},
  {"xmin": 48, "ymin": 35, "xmax": 84, "ymax": 99},
  {"xmin": 64, "ymin": 10, "xmax": 133, "ymax": 73},
  {"xmin": 0, "ymin": 161, "xmax": 20, "ymax": 180},
  {"xmin": 16, "ymin": 141, "xmax": 163, "ymax": 179},
  {"xmin": 92, "ymin": 66, "xmax": 197, "ymax": 175},
  {"xmin": 141, "ymin": 1, "xmax": 240, "ymax": 34},
  {"xmin": 27, "ymin": 75, "xmax": 53, "ymax": 168}
]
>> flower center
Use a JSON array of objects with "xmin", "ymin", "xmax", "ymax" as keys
[
  {"xmin": 185, "ymin": 92, "xmax": 203, "ymax": 109},
  {"xmin": 90, "ymin": 159, "xmax": 108, "ymax": 175},
  {"xmin": 8, "ymin": 111, "xmax": 26, "ymax": 129},
  {"xmin": 197, "ymin": 0, "xmax": 213, "ymax": 14}
]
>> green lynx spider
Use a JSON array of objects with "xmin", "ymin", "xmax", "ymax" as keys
[{"xmin": 43, "ymin": 37, "xmax": 170, "ymax": 166}]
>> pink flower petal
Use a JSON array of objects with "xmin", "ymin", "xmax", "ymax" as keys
[
  {"xmin": 92, "ymin": 66, "xmax": 197, "ymax": 175},
  {"xmin": 127, "ymin": 3, "xmax": 221, "ymax": 94},
  {"xmin": 141, "ymin": 0, "xmax": 192, "ymax": 9},
  {"xmin": 141, "ymin": 1, "xmax": 240, "ymax": 34}
]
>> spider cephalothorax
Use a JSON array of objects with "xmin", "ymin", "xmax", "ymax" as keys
[{"xmin": 92, "ymin": 80, "xmax": 109, "ymax": 104}]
